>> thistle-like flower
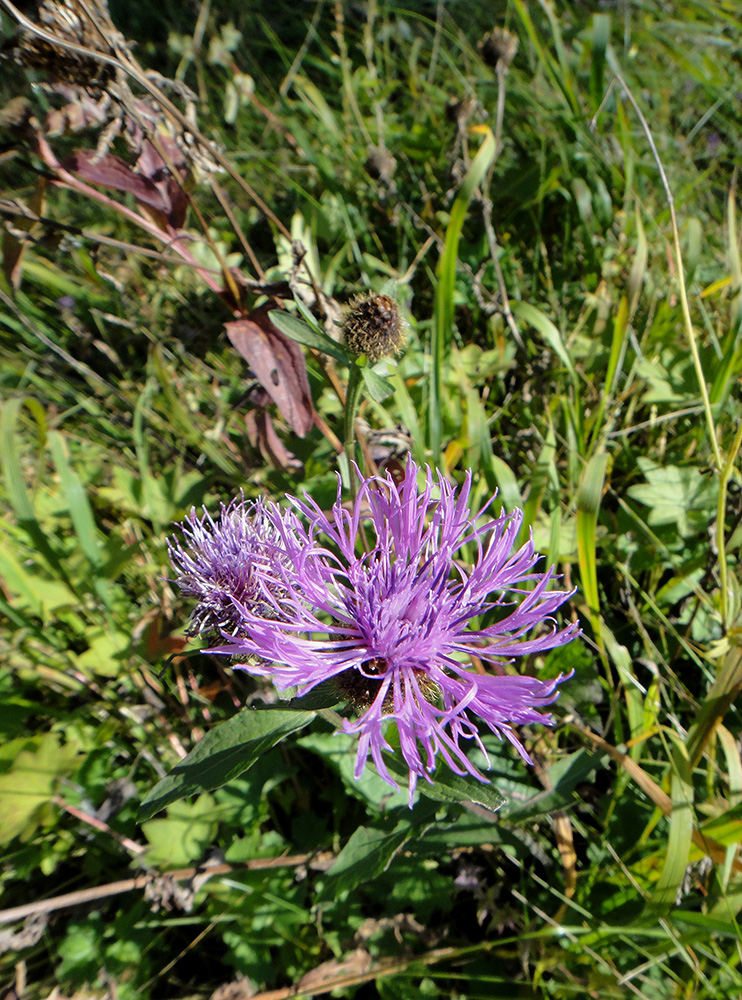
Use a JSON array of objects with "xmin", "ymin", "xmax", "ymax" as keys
[
  {"xmin": 200, "ymin": 462, "xmax": 579, "ymax": 803},
  {"xmin": 167, "ymin": 497, "xmax": 289, "ymax": 637}
]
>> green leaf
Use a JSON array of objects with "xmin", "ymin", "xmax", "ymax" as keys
[
  {"xmin": 510, "ymin": 300, "xmax": 577, "ymax": 381},
  {"xmin": 430, "ymin": 126, "xmax": 497, "ymax": 461},
  {"xmin": 383, "ymin": 752, "xmax": 507, "ymax": 813},
  {"xmin": 139, "ymin": 707, "xmax": 317, "ymax": 819},
  {"xmin": 641, "ymin": 741, "xmax": 694, "ymax": 923},
  {"xmin": 298, "ymin": 730, "xmax": 410, "ymax": 809},
  {"xmin": 0, "ymin": 733, "xmax": 78, "ymax": 844},
  {"xmin": 48, "ymin": 431, "xmax": 112, "ymax": 609},
  {"xmin": 576, "ymin": 449, "xmax": 608, "ymax": 620},
  {"xmin": 73, "ymin": 628, "xmax": 130, "ymax": 677},
  {"xmin": 360, "ymin": 364, "xmax": 395, "ymax": 403},
  {"xmin": 269, "ymin": 309, "xmax": 352, "ymax": 365},
  {"xmin": 327, "ymin": 819, "xmax": 415, "ymax": 892},
  {"xmin": 627, "ymin": 458, "xmax": 715, "ymax": 537},
  {"xmin": 0, "ymin": 398, "xmax": 71, "ymax": 587},
  {"xmin": 502, "ymin": 748, "xmax": 605, "ymax": 822},
  {"xmin": 142, "ymin": 793, "xmax": 219, "ymax": 867},
  {"xmin": 0, "ymin": 547, "xmax": 78, "ymax": 619}
]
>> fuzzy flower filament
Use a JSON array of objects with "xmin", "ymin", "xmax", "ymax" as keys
[
  {"xmin": 167, "ymin": 497, "xmax": 289, "ymax": 638},
  {"xmin": 198, "ymin": 462, "xmax": 579, "ymax": 803}
]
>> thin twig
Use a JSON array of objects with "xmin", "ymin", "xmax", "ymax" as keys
[
  {"xmin": 0, "ymin": 856, "xmax": 314, "ymax": 926},
  {"xmin": 53, "ymin": 797, "xmax": 146, "ymax": 856},
  {"xmin": 481, "ymin": 197, "xmax": 524, "ymax": 348}
]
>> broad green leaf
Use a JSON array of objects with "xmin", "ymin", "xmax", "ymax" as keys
[
  {"xmin": 73, "ymin": 628, "xmax": 130, "ymax": 677},
  {"xmin": 298, "ymin": 731, "xmax": 410, "ymax": 809},
  {"xmin": 142, "ymin": 794, "xmax": 219, "ymax": 867},
  {"xmin": 383, "ymin": 752, "xmax": 507, "ymax": 813},
  {"xmin": 0, "ymin": 547, "xmax": 77, "ymax": 618},
  {"xmin": 0, "ymin": 733, "xmax": 78, "ymax": 844},
  {"xmin": 627, "ymin": 458, "xmax": 715, "ymax": 537},
  {"xmin": 139, "ymin": 707, "xmax": 316, "ymax": 819},
  {"xmin": 502, "ymin": 748, "xmax": 605, "ymax": 822}
]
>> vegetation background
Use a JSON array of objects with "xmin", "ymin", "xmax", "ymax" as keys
[{"xmin": 1, "ymin": 0, "xmax": 741, "ymax": 997}]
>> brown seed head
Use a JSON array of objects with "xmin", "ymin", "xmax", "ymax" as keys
[
  {"xmin": 342, "ymin": 294, "xmax": 405, "ymax": 363},
  {"xmin": 365, "ymin": 145, "xmax": 397, "ymax": 185},
  {"xmin": 478, "ymin": 27, "xmax": 518, "ymax": 72}
]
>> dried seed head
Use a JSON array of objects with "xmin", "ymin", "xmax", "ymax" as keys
[
  {"xmin": 478, "ymin": 27, "xmax": 518, "ymax": 72},
  {"xmin": 365, "ymin": 145, "xmax": 396, "ymax": 185},
  {"xmin": 445, "ymin": 96, "xmax": 477, "ymax": 126},
  {"xmin": 8, "ymin": 0, "xmax": 123, "ymax": 88},
  {"xmin": 342, "ymin": 294, "xmax": 405, "ymax": 362}
]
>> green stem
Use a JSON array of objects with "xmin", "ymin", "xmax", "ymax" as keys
[
  {"xmin": 344, "ymin": 364, "xmax": 363, "ymax": 498},
  {"xmin": 717, "ymin": 418, "xmax": 742, "ymax": 631}
]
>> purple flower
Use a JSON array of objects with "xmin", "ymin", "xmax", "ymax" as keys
[
  {"xmin": 199, "ymin": 462, "xmax": 579, "ymax": 804},
  {"xmin": 167, "ymin": 496, "xmax": 289, "ymax": 637}
]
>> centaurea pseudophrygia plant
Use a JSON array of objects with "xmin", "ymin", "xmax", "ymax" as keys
[{"xmin": 169, "ymin": 461, "xmax": 579, "ymax": 804}]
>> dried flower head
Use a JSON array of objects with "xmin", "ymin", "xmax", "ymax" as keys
[
  {"xmin": 8, "ymin": 0, "xmax": 124, "ymax": 88},
  {"xmin": 364, "ymin": 145, "xmax": 397, "ymax": 185},
  {"xmin": 478, "ymin": 27, "xmax": 519, "ymax": 72},
  {"xmin": 167, "ymin": 497, "xmax": 289, "ymax": 637},
  {"xmin": 342, "ymin": 294, "xmax": 405, "ymax": 363},
  {"xmin": 209, "ymin": 461, "xmax": 579, "ymax": 804}
]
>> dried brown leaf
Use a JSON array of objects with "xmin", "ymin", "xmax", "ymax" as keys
[
  {"xmin": 227, "ymin": 306, "xmax": 313, "ymax": 437},
  {"xmin": 60, "ymin": 150, "xmax": 170, "ymax": 213}
]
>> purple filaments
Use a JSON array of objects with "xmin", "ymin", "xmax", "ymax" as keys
[
  {"xmin": 171, "ymin": 462, "xmax": 579, "ymax": 803},
  {"xmin": 167, "ymin": 496, "xmax": 289, "ymax": 637}
]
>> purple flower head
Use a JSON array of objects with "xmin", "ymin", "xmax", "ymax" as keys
[
  {"xmin": 167, "ymin": 496, "xmax": 288, "ymax": 637},
  {"xmin": 207, "ymin": 461, "xmax": 579, "ymax": 804}
]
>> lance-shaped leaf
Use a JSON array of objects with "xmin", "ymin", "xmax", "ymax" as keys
[
  {"xmin": 270, "ymin": 309, "xmax": 352, "ymax": 365},
  {"xmin": 139, "ymin": 707, "xmax": 317, "ymax": 819}
]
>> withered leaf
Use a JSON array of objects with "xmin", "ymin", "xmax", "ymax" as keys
[
  {"xmin": 61, "ymin": 149, "xmax": 170, "ymax": 213},
  {"xmin": 245, "ymin": 409, "xmax": 302, "ymax": 472},
  {"xmin": 226, "ymin": 306, "xmax": 313, "ymax": 438},
  {"xmin": 136, "ymin": 139, "xmax": 189, "ymax": 228}
]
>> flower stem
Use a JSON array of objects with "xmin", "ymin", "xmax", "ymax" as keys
[{"xmin": 344, "ymin": 363, "xmax": 363, "ymax": 498}]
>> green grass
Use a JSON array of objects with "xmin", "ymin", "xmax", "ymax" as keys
[{"xmin": 1, "ymin": 1, "xmax": 742, "ymax": 997}]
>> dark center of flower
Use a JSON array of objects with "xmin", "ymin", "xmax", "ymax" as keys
[
  {"xmin": 334, "ymin": 656, "xmax": 442, "ymax": 715},
  {"xmin": 334, "ymin": 656, "xmax": 390, "ymax": 712}
]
